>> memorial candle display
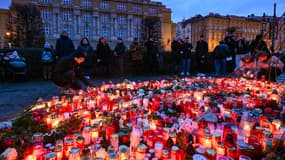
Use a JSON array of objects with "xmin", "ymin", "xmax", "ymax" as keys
[{"xmin": 1, "ymin": 77, "xmax": 285, "ymax": 160}]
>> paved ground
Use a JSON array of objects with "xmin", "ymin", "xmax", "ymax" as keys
[
  {"xmin": 0, "ymin": 75, "xmax": 174, "ymax": 121},
  {"xmin": 1, "ymin": 72, "xmax": 285, "ymax": 122}
]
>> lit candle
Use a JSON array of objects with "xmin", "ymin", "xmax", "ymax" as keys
[
  {"xmin": 136, "ymin": 143, "xmax": 147, "ymax": 160},
  {"xmin": 82, "ymin": 126, "xmax": 91, "ymax": 145},
  {"xmin": 154, "ymin": 142, "xmax": 163, "ymax": 159},
  {"xmin": 69, "ymin": 148, "xmax": 80, "ymax": 160},
  {"xmin": 119, "ymin": 145, "xmax": 129, "ymax": 160},
  {"xmin": 203, "ymin": 133, "xmax": 212, "ymax": 148},
  {"xmin": 216, "ymin": 142, "xmax": 225, "ymax": 156},
  {"xmin": 91, "ymin": 126, "xmax": 99, "ymax": 143}
]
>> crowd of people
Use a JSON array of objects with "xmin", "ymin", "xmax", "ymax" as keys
[{"xmin": 42, "ymin": 31, "xmax": 284, "ymax": 91}]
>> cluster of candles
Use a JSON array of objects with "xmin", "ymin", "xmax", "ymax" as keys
[{"xmin": 23, "ymin": 77, "xmax": 285, "ymax": 160}]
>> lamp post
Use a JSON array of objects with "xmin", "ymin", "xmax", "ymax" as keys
[{"xmin": 271, "ymin": 3, "xmax": 277, "ymax": 53}]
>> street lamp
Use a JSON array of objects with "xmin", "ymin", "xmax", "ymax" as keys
[{"xmin": 5, "ymin": 32, "xmax": 12, "ymax": 48}]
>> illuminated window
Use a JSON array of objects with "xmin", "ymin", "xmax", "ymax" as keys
[
  {"xmin": 117, "ymin": 3, "xmax": 127, "ymax": 11},
  {"xmin": 100, "ymin": 14, "xmax": 110, "ymax": 24},
  {"xmin": 118, "ymin": 15, "xmax": 127, "ymax": 25},
  {"xmin": 41, "ymin": 9, "xmax": 52, "ymax": 20},
  {"xmin": 63, "ymin": 11, "xmax": 72, "ymax": 21},
  {"xmin": 83, "ymin": 12, "xmax": 92, "ymax": 22},
  {"xmin": 81, "ymin": 0, "xmax": 91, "ymax": 8},
  {"xmin": 62, "ymin": 0, "xmax": 72, "ymax": 5},
  {"xmin": 100, "ymin": 2, "xmax": 109, "ymax": 9}
]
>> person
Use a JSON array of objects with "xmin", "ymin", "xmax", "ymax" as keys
[
  {"xmin": 256, "ymin": 51, "xmax": 284, "ymax": 82},
  {"xmin": 234, "ymin": 55, "xmax": 257, "ymax": 79},
  {"xmin": 55, "ymin": 31, "xmax": 75, "ymax": 59},
  {"xmin": 175, "ymin": 38, "xmax": 184, "ymax": 75},
  {"xmin": 130, "ymin": 37, "xmax": 143, "ymax": 75},
  {"xmin": 224, "ymin": 35, "xmax": 236, "ymax": 73},
  {"xmin": 96, "ymin": 37, "xmax": 112, "ymax": 76},
  {"xmin": 195, "ymin": 35, "xmax": 208, "ymax": 73},
  {"xmin": 51, "ymin": 51, "xmax": 92, "ymax": 91},
  {"xmin": 250, "ymin": 34, "xmax": 270, "ymax": 57},
  {"xmin": 77, "ymin": 37, "xmax": 94, "ymax": 79},
  {"xmin": 114, "ymin": 38, "xmax": 127, "ymax": 77},
  {"xmin": 41, "ymin": 42, "xmax": 54, "ymax": 80},
  {"xmin": 235, "ymin": 36, "xmax": 249, "ymax": 68},
  {"xmin": 180, "ymin": 37, "xmax": 193, "ymax": 76},
  {"xmin": 213, "ymin": 40, "xmax": 230, "ymax": 76},
  {"xmin": 145, "ymin": 36, "xmax": 159, "ymax": 75}
]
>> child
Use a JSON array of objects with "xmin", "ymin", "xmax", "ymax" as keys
[{"xmin": 41, "ymin": 42, "xmax": 53, "ymax": 80}]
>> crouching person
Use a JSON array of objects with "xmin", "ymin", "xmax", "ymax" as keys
[
  {"xmin": 234, "ymin": 55, "xmax": 257, "ymax": 79},
  {"xmin": 51, "ymin": 51, "xmax": 93, "ymax": 92}
]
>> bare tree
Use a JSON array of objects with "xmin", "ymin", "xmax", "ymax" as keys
[{"xmin": 6, "ymin": 3, "xmax": 45, "ymax": 48}]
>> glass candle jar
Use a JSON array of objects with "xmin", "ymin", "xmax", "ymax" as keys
[
  {"xmin": 82, "ymin": 126, "xmax": 91, "ymax": 145},
  {"xmin": 136, "ymin": 143, "xmax": 147, "ymax": 160},
  {"xmin": 119, "ymin": 145, "xmax": 129, "ymax": 160},
  {"xmin": 171, "ymin": 146, "xmax": 179, "ymax": 160},
  {"xmin": 203, "ymin": 133, "xmax": 212, "ymax": 148},
  {"xmin": 161, "ymin": 149, "xmax": 170, "ymax": 159},
  {"xmin": 216, "ymin": 142, "xmax": 225, "ymax": 156},
  {"xmin": 45, "ymin": 152, "xmax": 56, "ymax": 160},
  {"xmin": 55, "ymin": 145, "xmax": 63, "ymax": 160},
  {"xmin": 69, "ymin": 148, "xmax": 80, "ymax": 160},
  {"xmin": 111, "ymin": 133, "xmax": 119, "ymax": 151},
  {"xmin": 64, "ymin": 138, "xmax": 74, "ymax": 158},
  {"xmin": 205, "ymin": 148, "xmax": 216, "ymax": 160},
  {"xmin": 154, "ymin": 142, "xmax": 163, "ymax": 159}
]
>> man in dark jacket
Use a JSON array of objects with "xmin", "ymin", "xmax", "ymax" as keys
[
  {"xmin": 51, "ymin": 51, "xmax": 91, "ymax": 90},
  {"xmin": 130, "ymin": 37, "xmax": 143, "ymax": 75},
  {"xmin": 145, "ymin": 36, "xmax": 159, "ymax": 75},
  {"xmin": 114, "ymin": 38, "xmax": 127, "ymax": 77},
  {"xmin": 213, "ymin": 40, "xmax": 230, "ymax": 76},
  {"xmin": 195, "ymin": 35, "xmax": 208, "ymax": 73},
  {"xmin": 55, "ymin": 31, "xmax": 75, "ymax": 59},
  {"xmin": 180, "ymin": 37, "xmax": 193, "ymax": 76}
]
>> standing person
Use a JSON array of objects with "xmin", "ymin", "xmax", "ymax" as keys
[
  {"xmin": 195, "ymin": 35, "xmax": 208, "ymax": 73},
  {"xmin": 96, "ymin": 37, "xmax": 112, "ymax": 76},
  {"xmin": 51, "ymin": 51, "xmax": 92, "ymax": 91},
  {"xmin": 41, "ymin": 42, "xmax": 54, "ymax": 80},
  {"xmin": 256, "ymin": 51, "xmax": 284, "ymax": 82},
  {"xmin": 180, "ymin": 37, "xmax": 193, "ymax": 76},
  {"xmin": 130, "ymin": 37, "xmax": 143, "ymax": 75},
  {"xmin": 176, "ymin": 38, "xmax": 184, "ymax": 75},
  {"xmin": 213, "ymin": 40, "xmax": 230, "ymax": 76},
  {"xmin": 55, "ymin": 31, "xmax": 75, "ymax": 59},
  {"xmin": 145, "ymin": 36, "xmax": 159, "ymax": 75},
  {"xmin": 77, "ymin": 37, "xmax": 94, "ymax": 79},
  {"xmin": 224, "ymin": 35, "xmax": 236, "ymax": 73},
  {"xmin": 114, "ymin": 38, "xmax": 126, "ymax": 77},
  {"xmin": 235, "ymin": 36, "xmax": 249, "ymax": 68}
]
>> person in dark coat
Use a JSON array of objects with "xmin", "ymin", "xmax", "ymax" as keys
[
  {"xmin": 130, "ymin": 37, "xmax": 144, "ymax": 75},
  {"xmin": 114, "ymin": 38, "xmax": 127, "ymax": 77},
  {"xmin": 195, "ymin": 35, "xmax": 208, "ymax": 73},
  {"xmin": 96, "ymin": 37, "xmax": 112, "ymax": 75},
  {"xmin": 51, "ymin": 51, "xmax": 91, "ymax": 90},
  {"xmin": 55, "ymin": 31, "xmax": 75, "ymax": 59},
  {"xmin": 250, "ymin": 34, "xmax": 270, "ymax": 57},
  {"xmin": 180, "ymin": 37, "xmax": 193, "ymax": 76},
  {"xmin": 213, "ymin": 40, "xmax": 230, "ymax": 76},
  {"xmin": 145, "ymin": 36, "xmax": 159, "ymax": 75},
  {"xmin": 77, "ymin": 37, "xmax": 94, "ymax": 79},
  {"xmin": 224, "ymin": 35, "xmax": 237, "ymax": 73}
]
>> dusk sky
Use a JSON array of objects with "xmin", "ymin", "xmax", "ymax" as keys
[{"xmin": 0, "ymin": 0, "xmax": 284, "ymax": 23}]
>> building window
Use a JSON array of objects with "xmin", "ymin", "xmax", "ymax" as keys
[
  {"xmin": 82, "ymin": 12, "xmax": 92, "ymax": 22},
  {"xmin": 118, "ymin": 15, "xmax": 127, "ymax": 25},
  {"xmin": 117, "ymin": 3, "xmax": 127, "ymax": 11},
  {"xmin": 118, "ymin": 29, "xmax": 127, "ymax": 39},
  {"xmin": 102, "ymin": 27, "xmax": 110, "ymax": 38},
  {"xmin": 133, "ymin": 5, "xmax": 142, "ymax": 13},
  {"xmin": 148, "ymin": 8, "xmax": 157, "ymax": 14},
  {"xmin": 44, "ymin": 23, "xmax": 52, "ymax": 35},
  {"xmin": 84, "ymin": 26, "xmax": 91, "ymax": 38},
  {"xmin": 100, "ymin": 1, "xmax": 109, "ymax": 9},
  {"xmin": 62, "ymin": 0, "xmax": 72, "ymax": 5},
  {"xmin": 39, "ymin": 0, "xmax": 51, "ymax": 4},
  {"xmin": 64, "ymin": 25, "xmax": 73, "ymax": 35},
  {"xmin": 41, "ymin": 9, "xmax": 52, "ymax": 20},
  {"xmin": 133, "ymin": 17, "xmax": 141, "ymax": 26},
  {"xmin": 63, "ymin": 11, "xmax": 72, "ymax": 21},
  {"xmin": 100, "ymin": 14, "xmax": 110, "ymax": 24},
  {"xmin": 81, "ymin": 0, "xmax": 91, "ymax": 8}
]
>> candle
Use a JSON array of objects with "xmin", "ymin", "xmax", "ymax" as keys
[
  {"xmin": 171, "ymin": 146, "xmax": 179, "ymax": 160},
  {"xmin": 136, "ymin": 143, "xmax": 147, "ymax": 160},
  {"xmin": 111, "ymin": 133, "xmax": 119, "ymax": 151},
  {"xmin": 203, "ymin": 133, "xmax": 212, "ymax": 148},
  {"xmin": 91, "ymin": 126, "xmax": 99, "ymax": 143},
  {"xmin": 82, "ymin": 126, "xmax": 91, "ymax": 145},
  {"xmin": 119, "ymin": 145, "xmax": 129, "ymax": 160},
  {"xmin": 55, "ymin": 145, "xmax": 63, "ymax": 160},
  {"xmin": 216, "ymin": 142, "xmax": 225, "ymax": 156},
  {"xmin": 154, "ymin": 142, "xmax": 163, "ymax": 159},
  {"xmin": 45, "ymin": 152, "xmax": 56, "ymax": 160},
  {"xmin": 69, "ymin": 148, "xmax": 80, "ymax": 160}
]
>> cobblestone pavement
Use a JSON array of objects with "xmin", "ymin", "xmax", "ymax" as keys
[{"xmin": 0, "ymin": 75, "xmax": 173, "ymax": 121}]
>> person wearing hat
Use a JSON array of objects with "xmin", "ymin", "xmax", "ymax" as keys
[
  {"xmin": 41, "ymin": 42, "xmax": 54, "ymax": 80},
  {"xmin": 114, "ymin": 37, "xmax": 126, "ymax": 77},
  {"xmin": 51, "ymin": 51, "xmax": 92, "ymax": 91},
  {"xmin": 55, "ymin": 30, "xmax": 75, "ymax": 59},
  {"xmin": 256, "ymin": 51, "xmax": 284, "ymax": 82}
]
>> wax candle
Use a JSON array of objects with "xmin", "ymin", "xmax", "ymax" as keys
[
  {"xmin": 119, "ymin": 145, "xmax": 129, "ymax": 160},
  {"xmin": 216, "ymin": 142, "xmax": 225, "ymax": 156},
  {"xmin": 203, "ymin": 133, "xmax": 212, "ymax": 148},
  {"xmin": 69, "ymin": 148, "xmax": 80, "ymax": 160},
  {"xmin": 82, "ymin": 126, "xmax": 91, "ymax": 145},
  {"xmin": 136, "ymin": 143, "xmax": 147, "ymax": 160},
  {"xmin": 154, "ymin": 142, "xmax": 163, "ymax": 159}
]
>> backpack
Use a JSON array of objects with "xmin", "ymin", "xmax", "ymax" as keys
[{"xmin": 41, "ymin": 51, "xmax": 53, "ymax": 62}]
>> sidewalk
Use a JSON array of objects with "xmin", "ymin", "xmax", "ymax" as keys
[{"xmin": 0, "ymin": 75, "xmax": 173, "ymax": 121}]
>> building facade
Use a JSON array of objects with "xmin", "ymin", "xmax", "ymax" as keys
[
  {"xmin": 179, "ymin": 13, "xmax": 263, "ymax": 52},
  {"xmin": 0, "ymin": 9, "xmax": 9, "ymax": 48},
  {"xmin": 12, "ymin": 0, "xmax": 175, "ymax": 51}
]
